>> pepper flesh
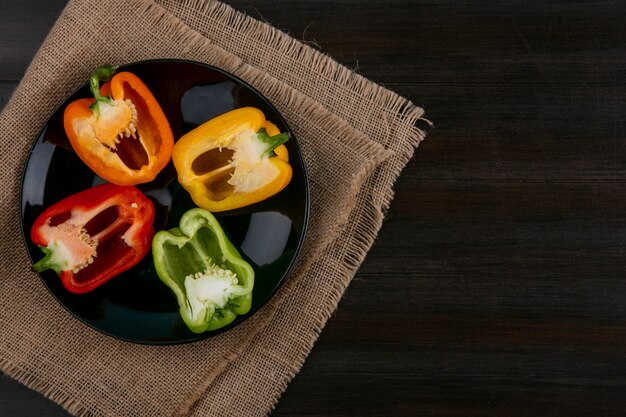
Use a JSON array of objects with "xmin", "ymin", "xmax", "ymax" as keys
[
  {"xmin": 64, "ymin": 65, "xmax": 174, "ymax": 185},
  {"xmin": 152, "ymin": 208, "xmax": 254, "ymax": 333},
  {"xmin": 172, "ymin": 107, "xmax": 292, "ymax": 212},
  {"xmin": 31, "ymin": 184, "xmax": 155, "ymax": 294}
]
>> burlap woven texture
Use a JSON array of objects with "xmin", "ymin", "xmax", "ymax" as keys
[{"xmin": 0, "ymin": 0, "xmax": 425, "ymax": 416}]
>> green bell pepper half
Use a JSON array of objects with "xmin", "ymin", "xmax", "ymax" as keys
[{"xmin": 152, "ymin": 208, "xmax": 254, "ymax": 333}]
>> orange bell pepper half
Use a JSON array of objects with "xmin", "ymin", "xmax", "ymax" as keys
[{"xmin": 63, "ymin": 65, "xmax": 174, "ymax": 185}]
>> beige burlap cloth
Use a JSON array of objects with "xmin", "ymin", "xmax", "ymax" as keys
[{"xmin": 0, "ymin": 0, "xmax": 425, "ymax": 415}]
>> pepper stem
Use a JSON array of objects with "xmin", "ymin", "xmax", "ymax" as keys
[
  {"xmin": 32, "ymin": 246, "xmax": 62, "ymax": 274},
  {"xmin": 257, "ymin": 128, "xmax": 290, "ymax": 157},
  {"xmin": 88, "ymin": 64, "xmax": 118, "ymax": 117}
]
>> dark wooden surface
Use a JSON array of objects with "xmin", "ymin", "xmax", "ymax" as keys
[{"xmin": 2, "ymin": 1, "xmax": 626, "ymax": 416}]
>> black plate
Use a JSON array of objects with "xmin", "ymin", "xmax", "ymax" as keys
[{"xmin": 20, "ymin": 60, "xmax": 309, "ymax": 344}]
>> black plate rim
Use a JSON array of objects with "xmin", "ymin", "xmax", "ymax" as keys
[{"xmin": 19, "ymin": 58, "xmax": 310, "ymax": 345}]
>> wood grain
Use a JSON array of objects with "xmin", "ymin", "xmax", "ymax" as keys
[{"xmin": 2, "ymin": 0, "xmax": 626, "ymax": 416}]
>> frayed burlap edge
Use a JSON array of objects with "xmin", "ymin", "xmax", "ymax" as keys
[
  {"xmin": 0, "ymin": 359, "xmax": 95, "ymax": 417},
  {"xmin": 158, "ymin": 0, "xmax": 426, "ymax": 135},
  {"xmin": 156, "ymin": 0, "xmax": 428, "ymax": 212},
  {"xmin": 198, "ymin": 131, "xmax": 425, "ymax": 417}
]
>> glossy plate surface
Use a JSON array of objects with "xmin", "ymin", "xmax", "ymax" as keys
[{"xmin": 20, "ymin": 60, "xmax": 309, "ymax": 344}]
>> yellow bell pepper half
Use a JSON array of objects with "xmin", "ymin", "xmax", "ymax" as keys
[{"xmin": 172, "ymin": 107, "xmax": 293, "ymax": 212}]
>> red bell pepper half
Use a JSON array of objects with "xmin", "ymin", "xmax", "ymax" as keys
[{"xmin": 30, "ymin": 183, "xmax": 155, "ymax": 294}]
